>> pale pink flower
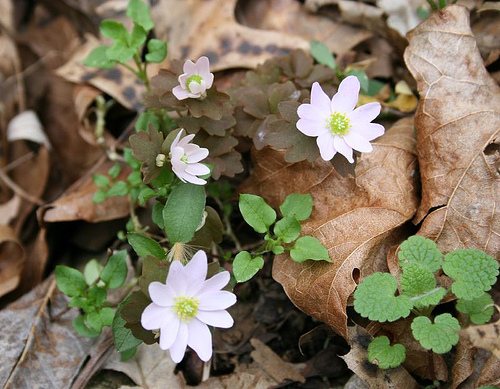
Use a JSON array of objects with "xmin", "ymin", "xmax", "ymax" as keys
[
  {"xmin": 141, "ymin": 250, "xmax": 236, "ymax": 363},
  {"xmin": 170, "ymin": 129, "xmax": 210, "ymax": 185},
  {"xmin": 172, "ymin": 56, "xmax": 214, "ymax": 100},
  {"xmin": 296, "ymin": 76, "xmax": 385, "ymax": 163}
]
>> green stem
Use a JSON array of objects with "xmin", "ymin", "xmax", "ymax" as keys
[{"xmin": 133, "ymin": 53, "xmax": 150, "ymax": 91}]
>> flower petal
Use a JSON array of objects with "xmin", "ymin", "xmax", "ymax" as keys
[
  {"xmin": 169, "ymin": 321, "xmax": 189, "ymax": 363},
  {"xmin": 178, "ymin": 74, "xmax": 189, "ymax": 89},
  {"xmin": 198, "ymin": 291, "xmax": 237, "ymax": 311},
  {"xmin": 166, "ymin": 260, "xmax": 188, "ymax": 295},
  {"xmin": 170, "ymin": 129, "xmax": 184, "ymax": 150},
  {"xmin": 141, "ymin": 303, "xmax": 171, "ymax": 330},
  {"xmin": 331, "ymin": 76, "xmax": 360, "ymax": 113},
  {"xmin": 185, "ymin": 145, "xmax": 209, "ymax": 162},
  {"xmin": 310, "ymin": 82, "xmax": 331, "ymax": 113},
  {"xmin": 344, "ymin": 132, "xmax": 373, "ymax": 153},
  {"xmin": 197, "ymin": 271, "xmax": 230, "ymax": 295},
  {"xmin": 181, "ymin": 174, "xmax": 207, "ymax": 185},
  {"xmin": 333, "ymin": 136, "xmax": 354, "ymax": 163},
  {"xmin": 297, "ymin": 103, "xmax": 326, "ymax": 122},
  {"xmin": 159, "ymin": 314, "xmax": 181, "ymax": 350},
  {"xmin": 183, "ymin": 59, "xmax": 197, "ymax": 75},
  {"xmin": 196, "ymin": 310, "xmax": 234, "ymax": 328},
  {"xmin": 177, "ymin": 134, "xmax": 196, "ymax": 148},
  {"xmin": 185, "ymin": 163, "xmax": 210, "ymax": 176},
  {"xmin": 317, "ymin": 132, "xmax": 336, "ymax": 161},
  {"xmin": 348, "ymin": 102, "xmax": 381, "ymax": 123},
  {"xmin": 172, "ymin": 86, "xmax": 189, "ymax": 100},
  {"xmin": 189, "ymin": 80, "xmax": 205, "ymax": 95},
  {"xmin": 187, "ymin": 318, "xmax": 212, "ymax": 362},
  {"xmin": 184, "ymin": 250, "xmax": 207, "ymax": 287},
  {"xmin": 149, "ymin": 282, "xmax": 175, "ymax": 306},
  {"xmin": 350, "ymin": 122, "xmax": 385, "ymax": 141},
  {"xmin": 296, "ymin": 118, "xmax": 328, "ymax": 137}
]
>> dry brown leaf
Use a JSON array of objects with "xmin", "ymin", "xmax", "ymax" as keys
[
  {"xmin": 241, "ymin": 118, "xmax": 418, "ymax": 339},
  {"xmin": 459, "ymin": 319, "xmax": 500, "ymax": 357},
  {"xmin": 404, "ymin": 5, "xmax": 500, "ymax": 258},
  {"xmin": 196, "ymin": 362, "xmax": 278, "ymax": 389},
  {"xmin": 477, "ymin": 353, "xmax": 500, "ymax": 387},
  {"xmin": 0, "ymin": 224, "xmax": 24, "ymax": 298},
  {"xmin": 0, "ymin": 195, "xmax": 21, "ymax": 225},
  {"xmin": 340, "ymin": 325, "xmax": 419, "ymax": 389},
  {"xmin": 250, "ymin": 338, "xmax": 306, "ymax": 384},
  {"xmin": 451, "ymin": 338, "xmax": 476, "ymax": 389}
]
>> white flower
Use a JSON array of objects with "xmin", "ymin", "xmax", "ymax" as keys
[
  {"xmin": 296, "ymin": 76, "xmax": 385, "ymax": 163},
  {"xmin": 172, "ymin": 56, "xmax": 214, "ymax": 100},
  {"xmin": 170, "ymin": 129, "xmax": 210, "ymax": 185},
  {"xmin": 141, "ymin": 250, "xmax": 236, "ymax": 363}
]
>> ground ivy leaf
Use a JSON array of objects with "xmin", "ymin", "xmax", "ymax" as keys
[
  {"xmin": 146, "ymin": 39, "xmax": 167, "ymax": 63},
  {"xmin": 401, "ymin": 263, "xmax": 446, "ymax": 309},
  {"xmin": 239, "ymin": 194, "xmax": 276, "ymax": 233},
  {"xmin": 127, "ymin": 0, "xmax": 154, "ymax": 31},
  {"xmin": 233, "ymin": 251, "xmax": 264, "ymax": 283},
  {"xmin": 279, "ymin": 193, "xmax": 313, "ymax": 221},
  {"xmin": 456, "ymin": 293, "xmax": 494, "ymax": 325},
  {"xmin": 274, "ymin": 216, "xmax": 301, "ymax": 243},
  {"xmin": 55, "ymin": 266, "xmax": 87, "ymax": 297},
  {"xmin": 354, "ymin": 272, "xmax": 413, "ymax": 322},
  {"xmin": 127, "ymin": 233, "xmax": 166, "ymax": 260},
  {"xmin": 368, "ymin": 336, "xmax": 406, "ymax": 369},
  {"xmin": 442, "ymin": 249, "xmax": 499, "ymax": 300},
  {"xmin": 398, "ymin": 235, "xmax": 442, "ymax": 272},
  {"xmin": 113, "ymin": 297, "xmax": 143, "ymax": 352},
  {"xmin": 310, "ymin": 40, "xmax": 336, "ymax": 69},
  {"xmin": 290, "ymin": 236, "xmax": 330, "ymax": 263},
  {"xmin": 83, "ymin": 45, "xmax": 116, "ymax": 69},
  {"xmin": 100, "ymin": 250, "xmax": 128, "ymax": 289},
  {"xmin": 411, "ymin": 313, "xmax": 460, "ymax": 354},
  {"xmin": 163, "ymin": 183, "xmax": 206, "ymax": 243}
]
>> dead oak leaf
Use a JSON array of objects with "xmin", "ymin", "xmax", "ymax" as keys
[
  {"xmin": 241, "ymin": 118, "xmax": 419, "ymax": 338},
  {"xmin": 405, "ymin": 5, "xmax": 500, "ymax": 259}
]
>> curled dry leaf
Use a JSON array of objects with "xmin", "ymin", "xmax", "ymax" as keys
[
  {"xmin": 0, "ymin": 225, "xmax": 24, "ymax": 298},
  {"xmin": 241, "ymin": 117, "xmax": 419, "ymax": 338},
  {"xmin": 451, "ymin": 338, "xmax": 476, "ymax": 389},
  {"xmin": 404, "ymin": 5, "xmax": 500, "ymax": 258}
]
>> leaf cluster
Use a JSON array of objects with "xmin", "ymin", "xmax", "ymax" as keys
[
  {"xmin": 234, "ymin": 193, "xmax": 330, "ymax": 283},
  {"xmin": 354, "ymin": 235, "xmax": 499, "ymax": 369}
]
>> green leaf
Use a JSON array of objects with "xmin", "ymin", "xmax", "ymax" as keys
[
  {"xmin": 108, "ymin": 163, "xmax": 121, "ymax": 179},
  {"xmin": 345, "ymin": 69, "xmax": 369, "ymax": 94},
  {"xmin": 354, "ymin": 272, "xmax": 413, "ymax": 322},
  {"xmin": 123, "ymin": 147, "xmax": 141, "ymax": 169},
  {"xmin": 233, "ymin": 251, "xmax": 264, "ymax": 283},
  {"xmin": 84, "ymin": 259, "xmax": 103, "ymax": 285},
  {"xmin": 127, "ymin": 170, "xmax": 143, "ymax": 187},
  {"xmin": 99, "ymin": 307, "xmax": 115, "ymax": 327},
  {"xmin": 127, "ymin": 0, "xmax": 154, "ymax": 31},
  {"xmin": 290, "ymin": 236, "xmax": 330, "ymax": 263},
  {"xmin": 272, "ymin": 245, "xmax": 285, "ymax": 255},
  {"xmin": 86, "ymin": 311, "xmax": 104, "ymax": 333},
  {"xmin": 310, "ymin": 40, "xmax": 336, "ymax": 69},
  {"xmin": 368, "ymin": 336, "xmax": 406, "ymax": 369},
  {"xmin": 93, "ymin": 188, "xmax": 108, "ymax": 203},
  {"xmin": 130, "ymin": 25, "xmax": 147, "ymax": 48},
  {"xmin": 106, "ymin": 41, "xmax": 135, "ymax": 63},
  {"xmin": 73, "ymin": 316, "xmax": 101, "ymax": 338},
  {"xmin": 239, "ymin": 194, "xmax": 276, "ymax": 233},
  {"xmin": 127, "ymin": 233, "xmax": 166, "ymax": 260},
  {"xmin": 120, "ymin": 347, "xmax": 138, "ymax": 361},
  {"xmin": 138, "ymin": 187, "xmax": 157, "ymax": 205},
  {"xmin": 442, "ymin": 249, "xmax": 499, "ymax": 300},
  {"xmin": 100, "ymin": 250, "xmax": 128, "ymax": 289},
  {"xmin": 411, "ymin": 313, "xmax": 460, "ymax": 354},
  {"xmin": 135, "ymin": 111, "xmax": 161, "ymax": 132},
  {"xmin": 398, "ymin": 235, "xmax": 442, "ymax": 272},
  {"xmin": 68, "ymin": 296, "xmax": 91, "ymax": 311},
  {"xmin": 152, "ymin": 202, "xmax": 164, "ymax": 229},
  {"xmin": 113, "ymin": 297, "xmax": 143, "ymax": 352},
  {"xmin": 100, "ymin": 20, "xmax": 129, "ymax": 42},
  {"xmin": 107, "ymin": 181, "xmax": 129, "ymax": 196},
  {"xmin": 401, "ymin": 263, "xmax": 446, "ymax": 309},
  {"xmin": 456, "ymin": 293, "xmax": 494, "ymax": 325},
  {"xmin": 279, "ymin": 193, "xmax": 313, "ymax": 221},
  {"xmin": 93, "ymin": 174, "xmax": 110, "ymax": 188},
  {"xmin": 146, "ymin": 39, "xmax": 167, "ymax": 63},
  {"xmin": 55, "ymin": 266, "xmax": 87, "ymax": 297},
  {"xmin": 163, "ymin": 183, "xmax": 206, "ymax": 243},
  {"xmin": 88, "ymin": 285, "xmax": 107, "ymax": 307},
  {"xmin": 82, "ymin": 46, "xmax": 116, "ymax": 69},
  {"xmin": 274, "ymin": 216, "xmax": 301, "ymax": 243}
]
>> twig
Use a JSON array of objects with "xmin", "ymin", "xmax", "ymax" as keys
[{"xmin": 0, "ymin": 168, "xmax": 44, "ymax": 206}]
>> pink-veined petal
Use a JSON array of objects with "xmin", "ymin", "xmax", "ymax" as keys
[
  {"xmin": 344, "ymin": 132, "xmax": 373, "ymax": 153},
  {"xmin": 196, "ymin": 310, "xmax": 234, "ymax": 328},
  {"xmin": 169, "ymin": 321, "xmax": 189, "ymax": 363},
  {"xmin": 159, "ymin": 315, "xmax": 181, "ymax": 350},
  {"xmin": 165, "ymin": 260, "xmax": 188, "ymax": 295},
  {"xmin": 197, "ymin": 271, "xmax": 230, "ymax": 295},
  {"xmin": 296, "ymin": 118, "xmax": 328, "ymax": 137},
  {"xmin": 333, "ymin": 136, "xmax": 354, "ymax": 163},
  {"xmin": 331, "ymin": 76, "xmax": 360, "ymax": 114},
  {"xmin": 184, "ymin": 250, "xmax": 208, "ymax": 287},
  {"xmin": 350, "ymin": 122, "xmax": 385, "ymax": 141},
  {"xmin": 187, "ymin": 318, "xmax": 212, "ymax": 362},
  {"xmin": 310, "ymin": 82, "xmax": 331, "ymax": 113},
  {"xmin": 348, "ymin": 102, "xmax": 381, "ymax": 123},
  {"xmin": 149, "ymin": 282, "xmax": 175, "ymax": 306},
  {"xmin": 183, "ymin": 59, "xmax": 197, "ymax": 74},
  {"xmin": 172, "ymin": 86, "xmax": 190, "ymax": 100},
  {"xmin": 316, "ymin": 132, "xmax": 336, "ymax": 161},
  {"xmin": 198, "ymin": 291, "xmax": 237, "ymax": 311},
  {"xmin": 141, "ymin": 303, "xmax": 171, "ymax": 330}
]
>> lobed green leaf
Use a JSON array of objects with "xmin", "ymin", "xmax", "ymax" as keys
[
  {"xmin": 127, "ymin": 0, "xmax": 154, "ymax": 31},
  {"xmin": 411, "ymin": 313, "xmax": 460, "ymax": 354},
  {"xmin": 398, "ymin": 235, "xmax": 442, "ymax": 272},
  {"xmin": 456, "ymin": 293, "xmax": 494, "ymax": 325},
  {"xmin": 83, "ymin": 46, "xmax": 116, "ymax": 69},
  {"xmin": 368, "ymin": 336, "xmax": 406, "ymax": 369},
  {"xmin": 401, "ymin": 263, "xmax": 446, "ymax": 309},
  {"xmin": 146, "ymin": 39, "xmax": 167, "ymax": 63}
]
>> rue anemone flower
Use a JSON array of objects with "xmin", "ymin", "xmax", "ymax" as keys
[
  {"xmin": 172, "ymin": 56, "xmax": 214, "ymax": 100},
  {"xmin": 170, "ymin": 129, "xmax": 210, "ymax": 185},
  {"xmin": 296, "ymin": 76, "xmax": 385, "ymax": 163},
  {"xmin": 141, "ymin": 250, "xmax": 236, "ymax": 363}
]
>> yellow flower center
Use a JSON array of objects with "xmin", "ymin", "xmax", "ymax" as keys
[
  {"xmin": 181, "ymin": 153, "xmax": 189, "ymax": 163},
  {"xmin": 186, "ymin": 75, "xmax": 203, "ymax": 93},
  {"xmin": 328, "ymin": 112, "xmax": 351, "ymax": 136},
  {"xmin": 174, "ymin": 296, "xmax": 199, "ymax": 322}
]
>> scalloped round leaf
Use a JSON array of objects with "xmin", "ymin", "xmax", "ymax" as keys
[
  {"xmin": 368, "ymin": 336, "xmax": 406, "ymax": 369},
  {"xmin": 398, "ymin": 235, "xmax": 442, "ymax": 272},
  {"xmin": 354, "ymin": 273, "xmax": 413, "ymax": 322},
  {"xmin": 442, "ymin": 249, "xmax": 499, "ymax": 300},
  {"xmin": 401, "ymin": 263, "xmax": 446, "ymax": 309},
  {"xmin": 411, "ymin": 313, "xmax": 460, "ymax": 354},
  {"xmin": 456, "ymin": 293, "xmax": 494, "ymax": 325}
]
